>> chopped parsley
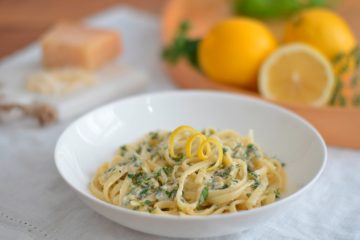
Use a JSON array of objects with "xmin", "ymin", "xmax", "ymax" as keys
[
  {"xmin": 127, "ymin": 173, "xmax": 134, "ymax": 179},
  {"xmin": 198, "ymin": 186, "xmax": 209, "ymax": 205},
  {"xmin": 234, "ymin": 143, "xmax": 242, "ymax": 150},
  {"xmin": 275, "ymin": 189, "xmax": 281, "ymax": 199},
  {"xmin": 249, "ymin": 171, "xmax": 258, "ymax": 178},
  {"xmin": 232, "ymin": 179, "xmax": 239, "ymax": 184},
  {"xmin": 144, "ymin": 200, "xmax": 152, "ymax": 205},
  {"xmin": 214, "ymin": 167, "xmax": 231, "ymax": 178},
  {"xmin": 162, "ymin": 167, "xmax": 174, "ymax": 176},
  {"xmin": 165, "ymin": 189, "xmax": 177, "ymax": 199},
  {"xmin": 149, "ymin": 131, "xmax": 159, "ymax": 140},
  {"xmin": 154, "ymin": 167, "xmax": 173, "ymax": 179},
  {"xmin": 132, "ymin": 172, "xmax": 151, "ymax": 187},
  {"xmin": 220, "ymin": 184, "xmax": 229, "ymax": 189},
  {"xmin": 222, "ymin": 147, "xmax": 228, "ymax": 153},
  {"xmin": 154, "ymin": 170, "xmax": 161, "ymax": 178},
  {"xmin": 130, "ymin": 155, "xmax": 139, "ymax": 163},
  {"xmin": 251, "ymin": 180, "xmax": 260, "ymax": 189},
  {"xmin": 104, "ymin": 166, "xmax": 116, "ymax": 174},
  {"xmin": 136, "ymin": 146, "xmax": 142, "ymax": 154},
  {"xmin": 120, "ymin": 145, "xmax": 127, "ymax": 151},
  {"xmin": 249, "ymin": 171, "xmax": 260, "ymax": 189},
  {"xmin": 172, "ymin": 153, "xmax": 184, "ymax": 162},
  {"xmin": 139, "ymin": 188, "xmax": 149, "ymax": 198},
  {"xmin": 120, "ymin": 145, "xmax": 127, "ymax": 156},
  {"xmin": 247, "ymin": 144, "xmax": 255, "ymax": 153},
  {"xmin": 231, "ymin": 143, "xmax": 242, "ymax": 158},
  {"xmin": 244, "ymin": 143, "xmax": 258, "ymax": 160}
]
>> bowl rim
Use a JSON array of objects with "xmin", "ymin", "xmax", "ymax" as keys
[{"xmin": 54, "ymin": 90, "xmax": 327, "ymax": 221}]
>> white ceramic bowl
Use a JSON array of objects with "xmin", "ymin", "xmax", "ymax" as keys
[{"xmin": 55, "ymin": 90, "xmax": 327, "ymax": 238}]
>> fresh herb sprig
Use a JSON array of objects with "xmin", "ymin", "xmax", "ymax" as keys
[
  {"xmin": 330, "ymin": 45, "xmax": 360, "ymax": 106},
  {"xmin": 162, "ymin": 21, "xmax": 200, "ymax": 69}
]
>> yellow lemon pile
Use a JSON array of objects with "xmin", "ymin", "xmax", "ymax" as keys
[{"xmin": 197, "ymin": 8, "xmax": 357, "ymax": 106}]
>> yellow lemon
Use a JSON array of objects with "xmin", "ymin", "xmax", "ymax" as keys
[
  {"xmin": 259, "ymin": 43, "xmax": 335, "ymax": 106},
  {"xmin": 283, "ymin": 8, "xmax": 356, "ymax": 60},
  {"xmin": 199, "ymin": 18, "xmax": 277, "ymax": 89}
]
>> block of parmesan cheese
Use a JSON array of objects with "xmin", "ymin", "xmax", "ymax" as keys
[{"xmin": 41, "ymin": 23, "xmax": 121, "ymax": 70}]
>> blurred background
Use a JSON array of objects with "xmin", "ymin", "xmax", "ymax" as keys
[
  {"xmin": 0, "ymin": 0, "xmax": 166, "ymax": 58},
  {"xmin": 0, "ymin": 0, "xmax": 360, "ymax": 146},
  {"xmin": 0, "ymin": 0, "xmax": 359, "ymax": 59}
]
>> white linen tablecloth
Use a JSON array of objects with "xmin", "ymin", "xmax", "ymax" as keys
[{"xmin": 0, "ymin": 7, "xmax": 359, "ymax": 240}]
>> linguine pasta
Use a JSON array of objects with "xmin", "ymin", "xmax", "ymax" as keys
[{"xmin": 89, "ymin": 126, "xmax": 287, "ymax": 216}]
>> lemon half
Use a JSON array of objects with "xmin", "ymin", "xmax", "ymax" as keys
[{"xmin": 259, "ymin": 43, "xmax": 335, "ymax": 106}]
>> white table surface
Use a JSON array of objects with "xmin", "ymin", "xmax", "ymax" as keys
[{"xmin": 0, "ymin": 6, "xmax": 360, "ymax": 240}]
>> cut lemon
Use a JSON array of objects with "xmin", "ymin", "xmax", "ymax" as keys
[{"xmin": 259, "ymin": 43, "xmax": 335, "ymax": 106}]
